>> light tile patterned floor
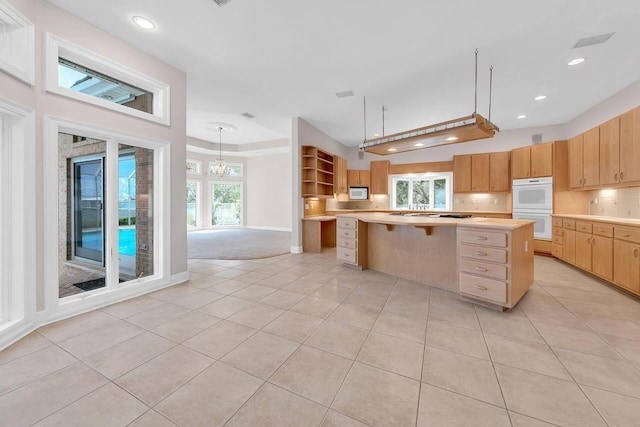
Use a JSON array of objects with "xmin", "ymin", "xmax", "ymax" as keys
[{"xmin": 1, "ymin": 253, "xmax": 640, "ymax": 426}]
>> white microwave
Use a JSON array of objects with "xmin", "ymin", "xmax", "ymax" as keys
[{"xmin": 349, "ymin": 187, "xmax": 369, "ymax": 200}]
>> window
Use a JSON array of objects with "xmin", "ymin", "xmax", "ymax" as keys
[
  {"xmin": 45, "ymin": 33, "xmax": 171, "ymax": 125},
  {"xmin": 209, "ymin": 161, "xmax": 242, "ymax": 177},
  {"xmin": 211, "ymin": 182, "xmax": 242, "ymax": 226},
  {"xmin": 0, "ymin": 0, "xmax": 35, "ymax": 85},
  {"xmin": 186, "ymin": 181, "xmax": 200, "ymax": 228},
  {"xmin": 390, "ymin": 172, "xmax": 452, "ymax": 210},
  {"xmin": 186, "ymin": 159, "xmax": 201, "ymax": 175}
]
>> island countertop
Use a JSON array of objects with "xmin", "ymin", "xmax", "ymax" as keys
[{"xmin": 336, "ymin": 212, "xmax": 534, "ymax": 230}]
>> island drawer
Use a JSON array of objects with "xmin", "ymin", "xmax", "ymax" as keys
[
  {"xmin": 593, "ymin": 224, "xmax": 614, "ymax": 238},
  {"xmin": 552, "ymin": 217, "xmax": 563, "ymax": 227},
  {"xmin": 338, "ymin": 229, "xmax": 357, "ymax": 239},
  {"xmin": 552, "ymin": 227, "xmax": 564, "ymax": 237},
  {"xmin": 338, "ymin": 238, "xmax": 357, "ymax": 249},
  {"xmin": 459, "ymin": 259, "xmax": 507, "ymax": 280},
  {"xmin": 459, "ymin": 273, "xmax": 507, "ymax": 304},
  {"xmin": 563, "ymin": 219, "xmax": 576, "ymax": 230},
  {"xmin": 551, "ymin": 244, "xmax": 562, "ymax": 258},
  {"xmin": 337, "ymin": 218, "xmax": 357, "ymax": 230},
  {"xmin": 552, "ymin": 235, "xmax": 563, "ymax": 245},
  {"xmin": 459, "ymin": 244, "xmax": 507, "ymax": 264},
  {"xmin": 337, "ymin": 247, "xmax": 357, "ymax": 264},
  {"xmin": 576, "ymin": 221, "xmax": 592, "ymax": 233},
  {"xmin": 458, "ymin": 230, "xmax": 507, "ymax": 248},
  {"xmin": 614, "ymin": 226, "xmax": 640, "ymax": 244}
]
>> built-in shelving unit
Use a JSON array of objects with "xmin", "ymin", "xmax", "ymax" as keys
[{"xmin": 301, "ymin": 145, "xmax": 335, "ymax": 198}]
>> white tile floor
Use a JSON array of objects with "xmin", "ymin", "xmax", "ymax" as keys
[{"xmin": 1, "ymin": 252, "xmax": 640, "ymax": 426}]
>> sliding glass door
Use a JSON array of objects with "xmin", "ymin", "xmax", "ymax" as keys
[{"xmin": 73, "ymin": 158, "xmax": 104, "ymax": 263}]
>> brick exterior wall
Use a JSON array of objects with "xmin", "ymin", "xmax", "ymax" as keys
[{"xmin": 134, "ymin": 146, "xmax": 154, "ymax": 278}]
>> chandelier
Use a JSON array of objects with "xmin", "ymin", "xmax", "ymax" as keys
[{"xmin": 211, "ymin": 126, "xmax": 230, "ymax": 178}]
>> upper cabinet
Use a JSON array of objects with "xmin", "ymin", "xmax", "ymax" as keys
[
  {"xmin": 301, "ymin": 145, "xmax": 334, "ymax": 198},
  {"xmin": 370, "ymin": 160, "xmax": 390, "ymax": 194},
  {"xmin": 568, "ymin": 127, "xmax": 600, "ymax": 189},
  {"xmin": 453, "ymin": 152, "xmax": 510, "ymax": 193},
  {"xmin": 334, "ymin": 155, "xmax": 348, "ymax": 194},
  {"xmin": 348, "ymin": 169, "xmax": 370, "ymax": 188},
  {"xmin": 511, "ymin": 142, "xmax": 553, "ymax": 179},
  {"xmin": 619, "ymin": 106, "xmax": 640, "ymax": 183},
  {"xmin": 599, "ymin": 117, "xmax": 620, "ymax": 186}
]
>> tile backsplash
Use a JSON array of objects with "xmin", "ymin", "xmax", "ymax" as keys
[
  {"xmin": 453, "ymin": 193, "xmax": 509, "ymax": 212},
  {"xmin": 330, "ymin": 195, "xmax": 390, "ymax": 210},
  {"xmin": 589, "ymin": 187, "xmax": 640, "ymax": 218}
]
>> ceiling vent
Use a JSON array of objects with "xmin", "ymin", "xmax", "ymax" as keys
[
  {"xmin": 335, "ymin": 90, "xmax": 354, "ymax": 98},
  {"xmin": 212, "ymin": 0, "xmax": 232, "ymax": 6},
  {"xmin": 573, "ymin": 32, "xmax": 615, "ymax": 49},
  {"xmin": 241, "ymin": 112, "xmax": 255, "ymax": 119}
]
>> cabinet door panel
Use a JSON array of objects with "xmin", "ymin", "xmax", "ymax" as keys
[
  {"xmin": 568, "ymin": 135, "xmax": 584, "ymax": 189},
  {"xmin": 592, "ymin": 236, "xmax": 613, "ymax": 281},
  {"xmin": 613, "ymin": 240, "xmax": 640, "ymax": 292},
  {"xmin": 471, "ymin": 153, "xmax": 490, "ymax": 192},
  {"xmin": 620, "ymin": 107, "xmax": 640, "ymax": 183},
  {"xmin": 575, "ymin": 232, "xmax": 592, "ymax": 271},
  {"xmin": 511, "ymin": 147, "xmax": 531, "ymax": 179},
  {"xmin": 531, "ymin": 143, "xmax": 553, "ymax": 177},
  {"xmin": 370, "ymin": 160, "xmax": 389, "ymax": 194},
  {"xmin": 359, "ymin": 170, "xmax": 371, "ymax": 188},
  {"xmin": 599, "ymin": 118, "xmax": 620, "ymax": 185},
  {"xmin": 348, "ymin": 169, "xmax": 360, "ymax": 187},
  {"xmin": 582, "ymin": 127, "xmax": 600, "ymax": 187},
  {"xmin": 489, "ymin": 151, "xmax": 510, "ymax": 192},
  {"xmin": 453, "ymin": 155, "xmax": 472, "ymax": 192},
  {"xmin": 563, "ymin": 229, "xmax": 576, "ymax": 264}
]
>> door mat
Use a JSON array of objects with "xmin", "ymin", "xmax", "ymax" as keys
[{"xmin": 73, "ymin": 278, "xmax": 124, "ymax": 292}]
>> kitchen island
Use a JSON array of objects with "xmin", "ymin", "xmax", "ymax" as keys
[{"xmin": 336, "ymin": 212, "xmax": 535, "ymax": 309}]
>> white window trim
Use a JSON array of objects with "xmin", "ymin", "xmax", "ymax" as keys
[
  {"xmin": 210, "ymin": 181, "xmax": 244, "ymax": 227},
  {"xmin": 43, "ymin": 116, "xmax": 172, "ymax": 321},
  {"xmin": 186, "ymin": 159, "xmax": 202, "ymax": 175},
  {"xmin": 0, "ymin": 97, "xmax": 36, "ymax": 341},
  {"xmin": 0, "ymin": 0, "xmax": 35, "ymax": 85},
  {"xmin": 44, "ymin": 33, "xmax": 171, "ymax": 126},
  {"xmin": 389, "ymin": 172, "xmax": 453, "ymax": 211}
]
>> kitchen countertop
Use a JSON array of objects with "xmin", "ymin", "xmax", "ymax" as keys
[
  {"xmin": 552, "ymin": 214, "xmax": 640, "ymax": 227},
  {"xmin": 301, "ymin": 215, "xmax": 337, "ymax": 221},
  {"xmin": 337, "ymin": 212, "xmax": 533, "ymax": 230},
  {"xmin": 327, "ymin": 209, "xmax": 512, "ymax": 215}
]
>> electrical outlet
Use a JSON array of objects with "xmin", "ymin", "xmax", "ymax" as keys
[
  {"xmin": 471, "ymin": 199, "xmax": 476, "ymax": 205},
  {"xmin": 305, "ymin": 204, "xmax": 309, "ymax": 209}
]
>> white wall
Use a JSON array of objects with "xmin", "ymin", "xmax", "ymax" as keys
[{"xmin": 247, "ymin": 151, "xmax": 292, "ymax": 231}]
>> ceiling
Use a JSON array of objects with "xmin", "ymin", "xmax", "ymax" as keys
[{"xmin": 46, "ymin": 0, "xmax": 640, "ymax": 151}]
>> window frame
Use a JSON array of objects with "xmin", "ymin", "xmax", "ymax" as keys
[
  {"xmin": 0, "ymin": 0, "xmax": 35, "ymax": 85},
  {"xmin": 186, "ymin": 180, "xmax": 200, "ymax": 229},
  {"xmin": 389, "ymin": 172, "xmax": 453, "ymax": 211},
  {"xmin": 208, "ymin": 161, "xmax": 243, "ymax": 178},
  {"xmin": 186, "ymin": 159, "xmax": 202, "ymax": 175},
  {"xmin": 210, "ymin": 181, "xmax": 243, "ymax": 227},
  {"xmin": 45, "ymin": 33, "xmax": 171, "ymax": 125}
]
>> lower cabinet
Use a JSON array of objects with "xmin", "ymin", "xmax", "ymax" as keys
[
  {"xmin": 552, "ymin": 215, "xmax": 637, "ymax": 296},
  {"xmin": 457, "ymin": 225, "xmax": 534, "ymax": 309},
  {"xmin": 336, "ymin": 217, "xmax": 368, "ymax": 269}
]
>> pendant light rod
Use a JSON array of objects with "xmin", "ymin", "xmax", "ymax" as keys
[
  {"xmin": 488, "ymin": 65, "xmax": 494, "ymax": 123},
  {"xmin": 218, "ymin": 126, "xmax": 223, "ymax": 159},
  {"xmin": 474, "ymin": 48, "xmax": 478, "ymax": 116},
  {"xmin": 382, "ymin": 104, "xmax": 385, "ymax": 137},
  {"xmin": 363, "ymin": 96, "xmax": 367, "ymax": 143}
]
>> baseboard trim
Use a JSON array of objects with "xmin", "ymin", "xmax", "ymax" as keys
[
  {"xmin": 291, "ymin": 246, "xmax": 303, "ymax": 254},
  {"xmin": 0, "ymin": 319, "xmax": 37, "ymax": 352},
  {"xmin": 246, "ymin": 226, "xmax": 292, "ymax": 232}
]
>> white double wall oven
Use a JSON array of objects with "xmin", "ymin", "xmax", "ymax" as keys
[{"xmin": 512, "ymin": 177, "xmax": 553, "ymax": 240}]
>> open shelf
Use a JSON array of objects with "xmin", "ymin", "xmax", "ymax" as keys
[{"xmin": 301, "ymin": 145, "xmax": 335, "ymax": 198}]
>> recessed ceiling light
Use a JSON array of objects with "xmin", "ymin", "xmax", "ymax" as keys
[
  {"xmin": 387, "ymin": 148, "xmax": 397, "ymax": 152},
  {"xmin": 132, "ymin": 16, "xmax": 156, "ymax": 30},
  {"xmin": 445, "ymin": 136, "xmax": 459, "ymax": 141},
  {"xmin": 205, "ymin": 122, "xmax": 237, "ymax": 132},
  {"xmin": 568, "ymin": 57, "xmax": 585, "ymax": 66},
  {"xmin": 517, "ymin": 115, "xmax": 527, "ymax": 119},
  {"xmin": 534, "ymin": 95, "xmax": 547, "ymax": 101},
  {"xmin": 414, "ymin": 143, "xmax": 424, "ymax": 147}
]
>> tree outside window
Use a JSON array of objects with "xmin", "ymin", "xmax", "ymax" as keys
[{"xmin": 391, "ymin": 173, "xmax": 452, "ymax": 210}]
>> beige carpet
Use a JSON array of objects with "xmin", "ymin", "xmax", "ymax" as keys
[{"xmin": 187, "ymin": 228, "xmax": 291, "ymax": 260}]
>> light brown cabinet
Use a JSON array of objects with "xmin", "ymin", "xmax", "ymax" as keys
[
  {"xmin": 599, "ymin": 117, "xmax": 621, "ymax": 185},
  {"xmin": 301, "ymin": 146, "xmax": 334, "ymax": 198},
  {"xmin": 370, "ymin": 160, "xmax": 390, "ymax": 194},
  {"xmin": 348, "ymin": 169, "xmax": 370, "ymax": 188},
  {"xmin": 619, "ymin": 106, "xmax": 640, "ymax": 184},
  {"xmin": 454, "ymin": 152, "xmax": 510, "ymax": 193},
  {"xmin": 336, "ymin": 217, "xmax": 367, "ymax": 269},
  {"xmin": 333, "ymin": 155, "xmax": 348, "ymax": 194},
  {"xmin": 568, "ymin": 128, "xmax": 600, "ymax": 189},
  {"xmin": 553, "ymin": 215, "xmax": 636, "ymax": 296},
  {"xmin": 511, "ymin": 143, "xmax": 552, "ymax": 179}
]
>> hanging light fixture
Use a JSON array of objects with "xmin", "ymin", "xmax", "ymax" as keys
[{"xmin": 211, "ymin": 126, "xmax": 230, "ymax": 178}]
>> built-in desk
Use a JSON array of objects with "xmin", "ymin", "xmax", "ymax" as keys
[{"xmin": 301, "ymin": 216, "xmax": 336, "ymax": 253}]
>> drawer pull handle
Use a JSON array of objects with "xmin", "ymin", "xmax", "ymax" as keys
[
  {"xmin": 598, "ymin": 229, "xmax": 604, "ymax": 232},
  {"xmin": 474, "ymin": 236, "xmax": 488, "ymax": 241},
  {"xmin": 614, "ymin": 173, "xmax": 619, "ymax": 181},
  {"xmin": 475, "ymin": 251, "xmax": 488, "ymax": 256},
  {"xmin": 475, "ymin": 267, "xmax": 488, "ymax": 272},
  {"xmin": 634, "ymin": 248, "xmax": 639, "ymax": 257},
  {"xmin": 475, "ymin": 285, "xmax": 488, "ymax": 291},
  {"xmin": 622, "ymin": 233, "xmax": 631, "ymax": 237}
]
